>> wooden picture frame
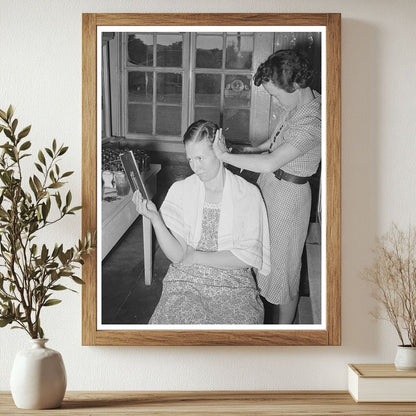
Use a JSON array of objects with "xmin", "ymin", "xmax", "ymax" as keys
[{"xmin": 82, "ymin": 13, "xmax": 341, "ymax": 346}]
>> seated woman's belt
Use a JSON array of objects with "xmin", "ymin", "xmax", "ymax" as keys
[{"xmin": 274, "ymin": 169, "xmax": 309, "ymax": 184}]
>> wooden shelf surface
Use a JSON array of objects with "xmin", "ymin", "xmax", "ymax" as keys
[{"xmin": 2, "ymin": 391, "xmax": 416, "ymax": 415}]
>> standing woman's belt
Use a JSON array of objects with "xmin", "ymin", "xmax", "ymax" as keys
[{"xmin": 274, "ymin": 169, "xmax": 309, "ymax": 184}]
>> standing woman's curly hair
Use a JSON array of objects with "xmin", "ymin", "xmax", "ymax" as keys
[{"xmin": 253, "ymin": 49, "xmax": 314, "ymax": 93}]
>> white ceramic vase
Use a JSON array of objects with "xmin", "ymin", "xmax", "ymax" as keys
[
  {"xmin": 394, "ymin": 345, "xmax": 416, "ymax": 371},
  {"xmin": 10, "ymin": 338, "xmax": 67, "ymax": 409}
]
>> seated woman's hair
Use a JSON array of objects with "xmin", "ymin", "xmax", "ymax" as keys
[
  {"xmin": 253, "ymin": 49, "xmax": 314, "ymax": 92},
  {"xmin": 183, "ymin": 120, "xmax": 219, "ymax": 145}
]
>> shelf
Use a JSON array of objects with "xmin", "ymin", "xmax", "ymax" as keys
[{"xmin": 1, "ymin": 391, "xmax": 416, "ymax": 415}]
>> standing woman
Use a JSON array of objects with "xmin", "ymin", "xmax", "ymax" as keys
[{"xmin": 213, "ymin": 49, "xmax": 321, "ymax": 324}]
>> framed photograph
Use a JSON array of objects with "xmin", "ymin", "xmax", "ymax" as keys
[{"xmin": 82, "ymin": 13, "xmax": 341, "ymax": 346}]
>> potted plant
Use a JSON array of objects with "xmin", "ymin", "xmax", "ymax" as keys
[
  {"xmin": 0, "ymin": 105, "xmax": 95, "ymax": 408},
  {"xmin": 362, "ymin": 223, "xmax": 416, "ymax": 370}
]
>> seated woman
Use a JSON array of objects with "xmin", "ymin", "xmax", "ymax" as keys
[{"xmin": 133, "ymin": 120, "xmax": 270, "ymax": 325}]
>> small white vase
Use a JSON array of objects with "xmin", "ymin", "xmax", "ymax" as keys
[
  {"xmin": 10, "ymin": 338, "xmax": 67, "ymax": 409},
  {"xmin": 394, "ymin": 345, "xmax": 416, "ymax": 371}
]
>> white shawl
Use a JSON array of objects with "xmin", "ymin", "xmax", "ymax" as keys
[{"xmin": 160, "ymin": 168, "xmax": 271, "ymax": 275}]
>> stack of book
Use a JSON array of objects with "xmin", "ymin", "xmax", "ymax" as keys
[{"xmin": 348, "ymin": 364, "xmax": 416, "ymax": 402}]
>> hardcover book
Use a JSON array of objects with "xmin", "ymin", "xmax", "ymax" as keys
[
  {"xmin": 119, "ymin": 151, "xmax": 149, "ymax": 200},
  {"xmin": 348, "ymin": 364, "xmax": 416, "ymax": 402}
]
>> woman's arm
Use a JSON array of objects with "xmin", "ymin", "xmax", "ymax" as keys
[
  {"xmin": 133, "ymin": 191, "xmax": 186, "ymax": 263},
  {"xmin": 215, "ymin": 136, "xmax": 302, "ymax": 173},
  {"xmin": 183, "ymin": 246, "xmax": 249, "ymax": 269},
  {"xmin": 232, "ymin": 138, "xmax": 272, "ymax": 154}
]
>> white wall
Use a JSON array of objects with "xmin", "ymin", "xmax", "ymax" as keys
[{"xmin": 1, "ymin": 0, "xmax": 416, "ymax": 391}]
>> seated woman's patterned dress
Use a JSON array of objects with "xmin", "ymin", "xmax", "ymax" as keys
[{"xmin": 149, "ymin": 201, "xmax": 264, "ymax": 325}]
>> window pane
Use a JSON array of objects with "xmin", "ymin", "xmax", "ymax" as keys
[
  {"xmin": 128, "ymin": 72, "xmax": 153, "ymax": 103},
  {"xmin": 194, "ymin": 107, "xmax": 221, "ymax": 126},
  {"xmin": 224, "ymin": 75, "xmax": 251, "ymax": 107},
  {"xmin": 223, "ymin": 109, "xmax": 250, "ymax": 144},
  {"xmin": 196, "ymin": 35, "xmax": 222, "ymax": 68},
  {"xmin": 195, "ymin": 74, "xmax": 221, "ymax": 106},
  {"xmin": 156, "ymin": 106, "xmax": 181, "ymax": 135},
  {"xmin": 157, "ymin": 73, "xmax": 182, "ymax": 105},
  {"xmin": 156, "ymin": 34, "xmax": 183, "ymax": 67},
  {"xmin": 128, "ymin": 104, "xmax": 152, "ymax": 134},
  {"xmin": 225, "ymin": 35, "xmax": 253, "ymax": 69},
  {"xmin": 127, "ymin": 34, "xmax": 153, "ymax": 66}
]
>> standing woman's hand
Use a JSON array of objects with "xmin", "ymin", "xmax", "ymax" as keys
[
  {"xmin": 213, "ymin": 128, "xmax": 229, "ymax": 161},
  {"xmin": 132, "ymin": 190, "xmax": 159, "ymax": 223}
]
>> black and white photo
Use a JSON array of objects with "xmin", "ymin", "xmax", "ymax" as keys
[{"xmin": 81, "ymin": 13, "xmax": 341, "ymax": 346}]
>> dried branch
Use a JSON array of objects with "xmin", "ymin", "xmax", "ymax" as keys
[{"xmin": 362, "ymin": 223, "xmax": 416, "ymax": 347}]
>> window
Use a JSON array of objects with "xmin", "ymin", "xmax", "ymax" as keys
[
  {"xmin": 121, "ymin": 32, "xmax": 256, "ymax": 145},
  {"xmin": 103, "ymin": 31, "xmax": 321, "ymax": 149},
  {"xmin": 126, "ymin": 33, "xmax": 184, "ymax": 137},
  {"xmin": 194, "ymin": 33, "xmax": 254, "ymax": 144}
]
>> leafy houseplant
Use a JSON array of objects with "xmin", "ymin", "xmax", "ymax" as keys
[
  {"xmin": 362, "ymin": 223, "xmax": 416, "ymax": 370},
  {"xmin": 0, "ymin": 105, "xmax": 94, "ymax": 339}
]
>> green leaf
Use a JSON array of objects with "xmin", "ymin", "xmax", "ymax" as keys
[
  {"xmin": 0, "ymin": 109, "xmax": 7, "ymax": 121},
  {"xmin": 0, "ymin": 292, "xmax": 12, "ymax": 302},
  {"xmin": 71, "ymin": 276, "xmax": 85, "ymax": 285},
  {"xmin": 58, "ymin": 250, "xmax": 67, "ymax": 264},
  {"xmin": 43, "ymin": 299, "xmax": 62, "ymax": 307},
  {"xmin": 34, "ymin": 162, "xmax": 43, "ymax": 173},
  {"xmin": 65, "ymin": 191, "xmax": 72, "ymax": 207},
  {"xmin": 31, "ymin": 244, "xmax": 38, "ymax": 256},
  {"xmin": 38, "ymin": 325, "xmax": 44, "ymax": 339},
  {"xmin": 29, "ymin": 177, "xmax": 38, "ymax": 197},
  {"xmin": 4, "ymin": 129, "xmax": 12, "ymax": 140},
  {"xmin": 33, "ymin": 175, "xmax": 43, "ymax": 192},
  {"xmin": 19, "ymin": 140, "xmax": 31, "ymax": 151},
  {"xmin": 69, "ymin": 206, "xmax": 82, "ymax": 213},
  {"xmin": 0, "ymin": 317, "xmax": 13, "ymax": 327},
  {"xmin": 54, "ymin": 244, "xmax": 63, "ymax": 259},
  {"xmin": 58, "ymin": 146, "xmax": 69, "ymax": 156},
  {"xmin": 6, "ymin": 105, "xmax": 14, "ymax": 122},
  {"xmin": 45, "ymin": 148, "xmax": 53, "ymax": 158},
  {"xmin": 61, "ymin": 171, "xmax": 74, "ymax": 178},
  {"xmin": 17, "ymin": 125, "xmax": 31, "ymax": 140},
  {"xmin": 41, "ymin": 244, "xmax": 48, "ymax": 262},
  {"xmin": 11, "ymin": 118, "xmax": 18, "ymax": 133},
  {"xmin": 52, "ymin": 139, "xmax": 57, "ymax": 152},
  {"xmin": 59, "ymin": 271, "xmax": 73, "ymax": 277},
  {"xmin": 50, "ymin": 285, "xmax": 68, "ymax": 291},
  {"xmin": 48, "ymin": 182, "xmax": 64, "ymax": 189},
  {"xmin": 55, "ymin": 192, "xmax": 62, "ymax": 209},
  {"xmin": 41, "ymin": 202, "xmax": 50, "ymax": 220},
  {"xmin": 38, "ymin": 150, "xmax": 46, "ymax": 165}
]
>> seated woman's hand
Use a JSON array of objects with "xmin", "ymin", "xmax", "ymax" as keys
[{"xmin": 132, "ymin": 190, "xmax": 159, "ymax": 222}]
